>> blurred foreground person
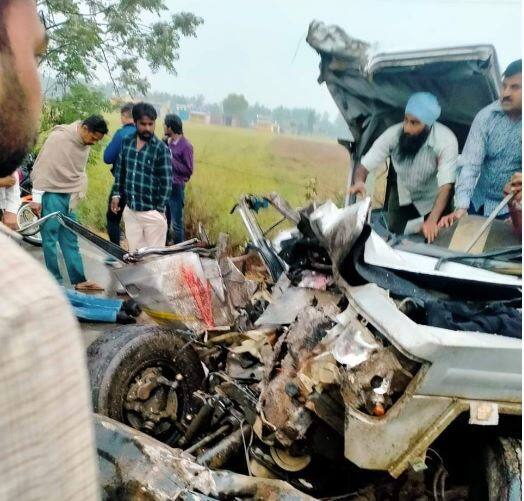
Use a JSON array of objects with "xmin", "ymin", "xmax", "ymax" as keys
[{"xmin": 0, "ymin": 1, "xmax": 100, "ymax": 499}]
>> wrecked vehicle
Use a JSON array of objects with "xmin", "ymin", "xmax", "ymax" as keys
[{"xmin": 84, "ymin": 191, "xmax": 520, "ymax": 500}]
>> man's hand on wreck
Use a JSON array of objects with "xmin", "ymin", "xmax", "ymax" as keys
[
  {"xmin": 504, "ymin": 172, "xmax": 522, "ymax": 203},
  {"xmin": 348, "ymin": 181, "xmax": 367, "ymax": 197},
  {"xmin": 438, "ymin": 208, "xmax": 466, "ymax": 229},
  {"xmin": 422, "ymin": 217, "xmax": 439, "ymax": 243}
]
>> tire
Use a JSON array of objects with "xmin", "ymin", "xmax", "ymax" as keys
[
  {"xmin": 17, "ymin": 203, "xmax": 42, "ymax": 246},
  {"xmin": 483, "ymin": 437, "xmax": 522, "ymax": 501},
  {"xmin": 87, "ymin": 325, "xmax": 204, "ymax": 445}
]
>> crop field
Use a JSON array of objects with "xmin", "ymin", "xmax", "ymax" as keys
[{"xmin": 78, "ymin": 115, "xmax": 349, "ymax": 249}]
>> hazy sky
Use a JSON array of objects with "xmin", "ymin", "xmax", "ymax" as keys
[{"xmin": 142, "ymin": 0, "xmax": 521, "ymax": 117}]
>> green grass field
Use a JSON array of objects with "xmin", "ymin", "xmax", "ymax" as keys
[{"xmin": 77, "ymin": 115, "xmax": 349, "ymax": 249}]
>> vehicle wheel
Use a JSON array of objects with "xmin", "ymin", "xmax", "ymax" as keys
[
  {"xmin": 17, "ymin": 202, "xmax": 42, "ymax": 246},
  {"xmin": 87, "ymin": 325, "xmax": 205, "ymax": 446},
  {"xmin": 483, "ymin": 436, "xmax": 521, "ymax": 501}
]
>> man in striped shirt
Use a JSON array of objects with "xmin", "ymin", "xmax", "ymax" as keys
[
  {"xmin": 349, "ymin": 92, "xmax": 458, "ymax": 242},
  {"xmin": 439, "ymin": 59, "xmax": 522, "ymax": 228},
  {"xmin": 110, "ymin": 102, "xmax": 172, "ymax": 251}
]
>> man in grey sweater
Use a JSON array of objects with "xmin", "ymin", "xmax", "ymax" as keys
[{"xmin": 31, "ymin": 115, "xmax": 108, "ymax": 290}]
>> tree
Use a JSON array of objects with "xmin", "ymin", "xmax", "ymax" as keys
[
  {"xmin": 40, "ymin": 83, "xmax": 113, "ymax": 131},
  {"xmin": 222, "ymin": 93, "xmax": 249, "ymax": 126},
  {"xmin": 38, "ymin": 0, "xmax": 203, "ymax": 96}
]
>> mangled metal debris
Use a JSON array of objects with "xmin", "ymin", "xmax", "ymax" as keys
[
  {"xmin": 89, "ymin": 190, "xmax": 521, "ymax": 499},
  {"xmin": 96, "ymin": 414, "xmax": 314, "ymax": 500}
]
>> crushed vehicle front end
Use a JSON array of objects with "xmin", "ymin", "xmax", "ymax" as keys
[
  {"xmin": 71, "ymin": 21, "xmax": 522, "ymax": 499},
  {"xmin": 87, "ymin": 189, "xmax": 521, "ymax": 499}
]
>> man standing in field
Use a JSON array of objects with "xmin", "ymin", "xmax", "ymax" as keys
[
  {"xmin": 348, "ymin": 92, "xmax": 458, "ymax": 242},
  {"xmin": 439, "ymin": 59, "xmax": 522, "ymax": 227},
  {"xmin": 164, "ymin": 113, "xmax": 194, "ymax": 244},
  {"xmin": 0, "ymin": 0, "xmax": 100, "ymax": 498},
  {"xmin": 31, "ymin": 115, "xmax": 108, "ymax": 290},
  {"xmin": 111, "ymin": 102, "xmax": 172, "ymax": 251},
  {"xmin": 103, "ymin": 102, "xmax": 136, "ymax": 245}
]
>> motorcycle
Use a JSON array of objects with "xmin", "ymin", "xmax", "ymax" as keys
[{"xmin": 16, "ymin": 153, "xmax": 42, "ymax": 246}]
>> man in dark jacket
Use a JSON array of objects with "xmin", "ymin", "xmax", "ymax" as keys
[
  {"xmin": 164, "ymin": 114, "xmax": 194, "ymax": 244},
  {"xmin": 103, "ymin": 102, "xmax": 136, "ymax": 245}
]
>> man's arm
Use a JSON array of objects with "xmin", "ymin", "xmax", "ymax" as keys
[
  {"xmin": 423, "ymin": 184, "xmax": 453, "ymax": 242},
  {"xmin": 348, "ymin": 126, "xmax": 397, "ymax": 197},
  {"xmin": 154, "ymin": 145, "xmax": 172, "ymax": 212},
  {"xmin": 1, "ymin": 179, "xmax": 21, "ymax": 230},
  {"xmin": 348, "ymin": 164, "xmax": 370, "ymax": 197},
  {"xmin": 103, "ymin": 129, "xmax": 123, "ymax": 165},
  {"xmin": 423, "ymin": 133, "xmax": 458, "ymax": 241},
  {"xmin": 439, "ymin": 112, "xmax": 487, "ymax": 228},
  {"xmin": 110, "ymin": 141, "xmax": 126, "ymax": 214}
]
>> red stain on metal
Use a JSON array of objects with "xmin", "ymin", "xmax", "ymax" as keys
[{"xmin": 182, "ymin": 266, "xmax": 215, "ymax": 328}]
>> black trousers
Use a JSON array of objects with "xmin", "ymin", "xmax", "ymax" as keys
[
  {"xmin": 106, "ymin": 193, "xmax": 126, "ymax": 245},
  {"xmin": 385, "ymin": 167, "xmax": 452, "ymax": 235}
]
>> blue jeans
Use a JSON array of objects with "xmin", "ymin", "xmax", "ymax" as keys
[
  {"xmin": 168, "ymin": 184, "xmax": 185, "ymax": 244},
  {"xmin": 64, "ymin": 288, "xmax": 123, "ymax": 323},
  {"xmin": 41, "ymin": 192, "xmax": 86, "ymax": 285}
]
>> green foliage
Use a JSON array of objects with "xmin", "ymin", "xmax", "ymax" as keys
[
  {"xmin": 40, "ymin": 83, "xmax": 112, "ymax": 133},
  {"xmin": 222, "ymin": 93, "xmax": 249, "ymax": 124},
  {"xmin": 77, "ymin": 141, "xmax": 113, "ymax": 231},
  {"xmin": 39, "ymin": 0, "xmax": 203, "ymax": 95}
]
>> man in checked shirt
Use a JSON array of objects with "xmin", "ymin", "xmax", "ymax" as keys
[
  {"xmin": 0, "ymin": 0, "xmax": 99, "ymax": 499},
  {"xmin": 110, "ymin": 102, "xmax": 172, "ymax": 252}
]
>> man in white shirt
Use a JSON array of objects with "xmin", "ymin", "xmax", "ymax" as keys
[
  {"xmin": 348, "ymin": 92, "xmax": 458, "ymax": 242},
  {"xmin": 0, "ymin": 172, "xmax": 20, "ymax": 230}
]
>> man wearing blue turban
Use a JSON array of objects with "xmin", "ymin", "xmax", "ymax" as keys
[{"xmin": 349, "ymin": 92, "xmax": 458, "ymax": 242}]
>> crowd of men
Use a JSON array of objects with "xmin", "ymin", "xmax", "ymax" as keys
[
  {"xmin": 349, "ymin": 59, "xmax": 522, "ymax": 243},
  {"xmin": 0, "ymin": 99, "xmax": 194, "ymax": 291}
]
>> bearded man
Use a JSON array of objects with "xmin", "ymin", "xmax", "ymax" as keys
[
  {"xmin": 110, "ymin": 102, "xmax": 172, "ymax": 252},
  {"xmin": 348, "ymin": 92, "xmax": 459, "ymax": 242},
  {"xmin": 0, "ymin": 0, "xmax": 99, "ymax": 499}
]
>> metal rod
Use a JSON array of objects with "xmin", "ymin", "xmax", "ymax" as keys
[
  {"xmin": 464, "ymin": 193, "xmax": 516, "ymax": 253},
  {"xmin": 344, "ymin": 150, "xmax": 355, "ymax": 207},
  {"xmin": 184, "ymin": 424, "xmax": 231, "ymax": 455},
  {"xmin": 178, "ymin": 401, "xmax": 215, "ymax": 448},
  {"xmin": 16, "ymin": 211, "xmax": 60, "ymax": 234},
  {"xmin": 196, "ymin": 424, "xmax": 251, "ymax": 468}
]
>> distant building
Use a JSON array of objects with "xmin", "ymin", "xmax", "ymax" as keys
[
  {"xmin": 189, "ymin": 111, "xmax": 211, "ymax": 124},
  {"xmin": 254, "ymin": 115, "xmax": 280, "ymax": 134},
  {"xmin": 173, "ymin": 105, "xmax": 190, "ymax": 121}
]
